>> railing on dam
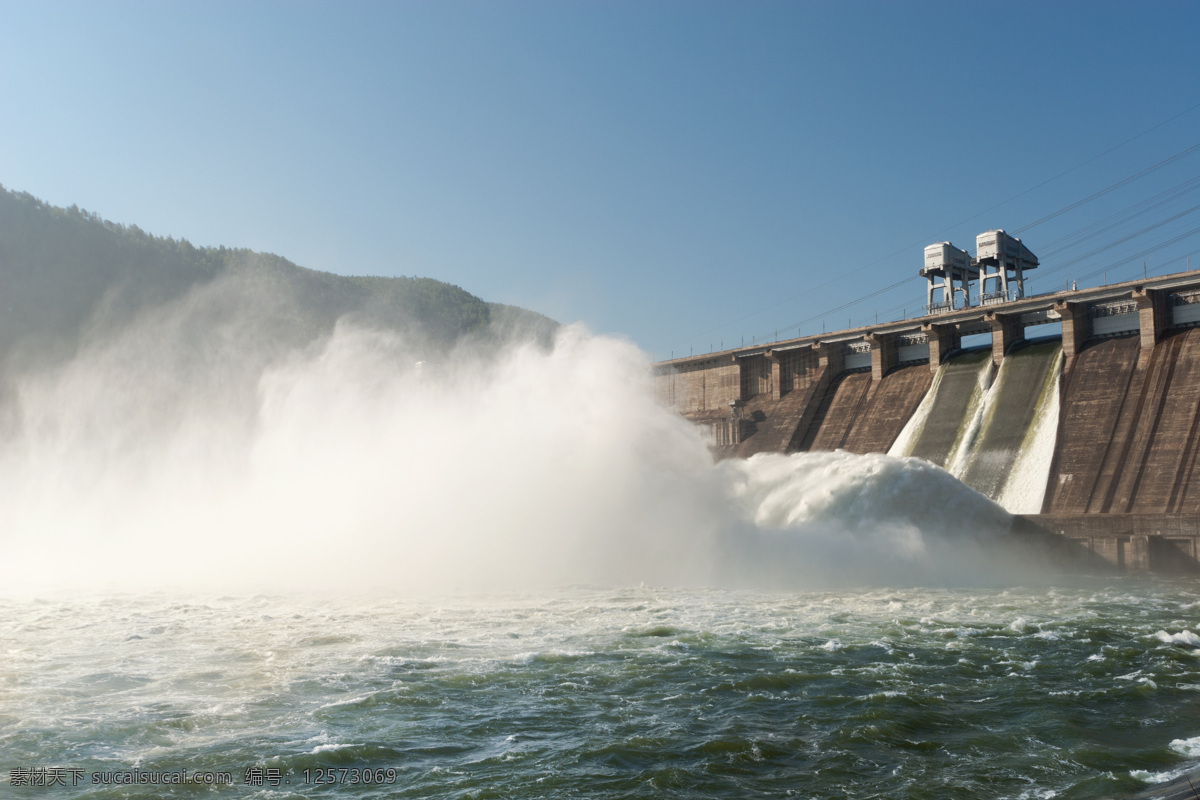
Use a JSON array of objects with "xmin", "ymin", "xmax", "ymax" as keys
[
  {"xmin": 1089, "ymin": 299, "xmax": 1140, "ymax": 337},
  {"xmin": 1172, "ymin": 290, "xmax": 1200, "ymax": 328},
  {"xmin": 981, "ymin": 288, "xmax": 1020, "ymax": 306}
]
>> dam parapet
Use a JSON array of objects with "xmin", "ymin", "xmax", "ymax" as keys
[{"xmin": 655, "ymin": 265, "xmax": 1200, "ymax": 572}]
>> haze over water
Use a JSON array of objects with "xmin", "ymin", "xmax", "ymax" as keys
[{"xmin": 2, "ymin": 286, "xmax": 1199, "ymax": 798}]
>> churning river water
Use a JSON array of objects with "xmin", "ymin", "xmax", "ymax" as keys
[
  {"xmin": 5, "ymin": 582, "xmax": 1200, "ymax": 799},
  {"xmin": 4, "ymin": 324, "xmax": 1200, "ymax": 798}
]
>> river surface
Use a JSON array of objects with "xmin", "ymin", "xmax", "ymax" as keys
[{"xmin": 5, "ymin": 581, "xmax": 1200, "ymax": 799}]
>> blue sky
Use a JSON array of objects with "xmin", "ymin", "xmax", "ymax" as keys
[{"xmin": 2, "ymin": 1, "xmax": 1199, "ymax": 359}]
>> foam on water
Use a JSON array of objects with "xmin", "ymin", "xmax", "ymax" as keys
[
  {"xmin": 1153, "ymin": 630, "xmax": 1200, "ymax": 647},
  {"xmin": 6, "ymin": 583, "xmax": 1200, "ymax": 800},
  {"xmin": 1129, "ymin": 766, "xmax": 1192, "ymax": 784},
  {"xmin": 1171, "ymin": 735, "xmax": 1200, "ymax": 757}
]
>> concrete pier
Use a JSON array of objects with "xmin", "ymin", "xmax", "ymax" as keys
[
  {"xmin": 922, "ymin": 322, "xmax": 960, "ymax": 372},
  {"xmin": 1053, "ymin": 300, "xmax": 1088, "ymax": 358},
  {"xmin": 985, "ymin": 311, "xmax": 1023, "ymax": 365}
]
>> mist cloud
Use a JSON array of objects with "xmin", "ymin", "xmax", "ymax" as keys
[{"xmin": 0, "ymin": 275, "xmax": 1030, "ymax": 595}]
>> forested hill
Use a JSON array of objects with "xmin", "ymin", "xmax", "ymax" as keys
[{"xmin": 0, "ymin": 185, "xmax": 557, "ymax": 362}]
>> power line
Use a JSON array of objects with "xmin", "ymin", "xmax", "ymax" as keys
[
  {"xmin": 658, "ymin": 100, "xmax": 1200, "ymax": 354},
  {"xmin": 863, "ymin": 190, "xmax": 1200, "ymax": 325},
  {"xmin": 1037, "ymin": 173, "xmax": 1200, "ymax": 255},
  {"xmin": 746, "ymin": 130, "xmax": 1200, "ymax": 343},
  {"xmin": 1013, "ymin": 141, "xmax": 1200, "ymax": 234},
  {"xmin": 1035, "ymin": 203, "xmax": 1200, "ymax": 284},
  {"xmin": 1073, "ymin": 223, "xmax": 1200, "ymax": 284},
  {"xmin": 770, "ymin": 275, "xmax": 915, "ymax": 339}
]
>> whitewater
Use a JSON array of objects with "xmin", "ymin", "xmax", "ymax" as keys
[
  {"xmin": 6, "ymin": 586, "xmax": 1200, "ymax": 799},
  {"xmin": 1, "ymin": 279, "xmax": 1198, "ymax": 798}
]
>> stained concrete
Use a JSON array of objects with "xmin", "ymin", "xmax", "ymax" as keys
[
  {"xmin": 1046, "ymin": 329, "xmax": 1200, "ymax": 515},
  {"xmin": 1014, "ymin": 513, "xmax": 1200, "ymax": 573},
  {"xmin": 797, "ymin": 364, "xmax": 933, "ymax": 454}
]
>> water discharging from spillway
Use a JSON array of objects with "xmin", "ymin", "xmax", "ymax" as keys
[
  {"xmin": 0, "ymin": 276, "xmax": 1037, "ymax": 594},
  {"xmin": 892, "ymin": 341, "xmax": 1062, "ymax": 514},
  {"xmin": 890, "ymin": 349, "xmax": 993, "ymax": 467}
]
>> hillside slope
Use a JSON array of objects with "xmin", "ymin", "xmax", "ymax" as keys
[{"xmin": 0, "ymin": 186, "xmax": 557, "ymax": 364}]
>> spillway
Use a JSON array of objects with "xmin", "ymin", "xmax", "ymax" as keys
[
  {"xmin": 886, "ymin": 343, "xmax": 1060, "ymax": 512},
  {"xmin": 798, "ymin": 371, "xmax": 872, "ymax": 451},
  {"xmin": 957, "ymin": 339, "xmax": 1061, "ymax": 502},
  {"xmin": 1044, "ymin": 336, "xmax": 1142, "ymax": 514},
  {"xmin": 734, "ymin": 377, "xmax": 825, "ymax": 458},
  {"xmin": 891, "ymin": 349, "xmax": 993, "ymax": 468},
  {"xmin": 1127, "ymin": 329, "xmax": 1200, "ymax": 513},
  {"xmin": 844, "ymin": 364, "xmax": 935, "ymax": 453}
]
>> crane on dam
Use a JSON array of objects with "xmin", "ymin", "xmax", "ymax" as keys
[
  {"xmin": 921, "ymin": 242, "xmax": 977, "ymax": 313},
  {"xmin": 976, "ymin": 229, "xmax": 1039, "ymax": 304},
  {"xmin": 923, "ymin": 230, "xmax": 1040, "ymax": 312}
]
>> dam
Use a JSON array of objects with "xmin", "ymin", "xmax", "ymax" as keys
[{"xmin": 654, "ymin": 231, "xmax": 1200, "ymax": 572}]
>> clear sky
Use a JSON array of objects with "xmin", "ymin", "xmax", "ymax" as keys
[{"xmin": 2, "ymin": 1, "xmax": 1199, "ymax": 359}]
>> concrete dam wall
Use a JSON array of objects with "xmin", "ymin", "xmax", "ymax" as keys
[
  {"xmin": 654, "ymin": 270, "xmax": 1200, "ymax": 572},
  {"xmin": 801, "ymin": 364, "xmax": 934, "ymax": 454},
  {"xmin": 1046, "ymin": 328, "xmax": 1200, "ymax": 515}
]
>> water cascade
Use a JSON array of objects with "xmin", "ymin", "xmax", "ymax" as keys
[
  {"xmin": 994, "ymin": 346, "xmax": 1062, "ymax": 513},
  {"xmin": 891, "ymin": 342, "xmax": 1062, "ymax": 513},
  {"xmin": 956, "ymin": 340, "xmax": 1062, "ymax": 506},
  {"xmin": 890, "ymin": 350, "xmax": 993, "ymax": 469}
]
